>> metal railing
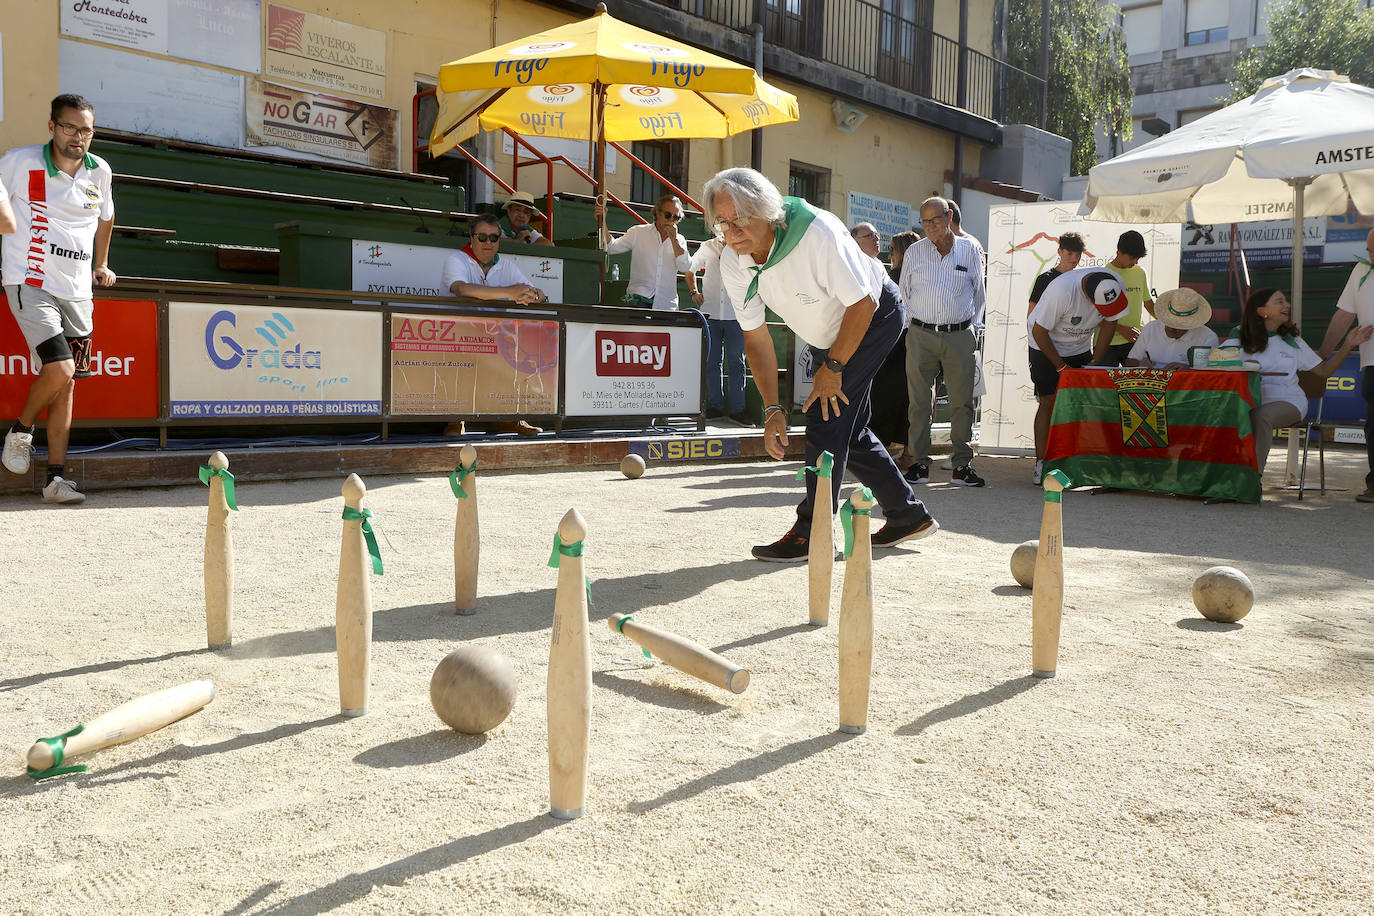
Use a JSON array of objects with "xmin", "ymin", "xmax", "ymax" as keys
[{"xmin": 656, "ymin": 0, "xmax": 1045, "ymax": 126}]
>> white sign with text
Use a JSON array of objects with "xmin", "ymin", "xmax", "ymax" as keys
[{"xmin": 564, "ymin": 322, "xmax": 702, "ymax": 416}]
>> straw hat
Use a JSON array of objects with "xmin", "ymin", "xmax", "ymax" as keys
[
  {"xmin": 1156, "ymin": 288, "xmax": 1212, "ymax": 330},
  {"xmin": 503, "ymin": 191, "xmax": 537, "ymax": 211}
]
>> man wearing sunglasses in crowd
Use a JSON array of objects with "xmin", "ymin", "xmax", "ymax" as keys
[
  {"xmin": 442, "ymin": 214, "xmax": 546, "ymax": 305},
  {"xmin": 501, "ymin": 191, "xmax": 554, "ymax": 247},
  {"xmin": 597, "ymin": 194, "xmax": 698, "ymax": 310},
  {"xmin": 1, "ymin": 94, "xmax": 116, "ymax": 505}
]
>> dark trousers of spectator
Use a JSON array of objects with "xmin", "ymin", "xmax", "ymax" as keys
[
  {"xmin": 869, "ymin": 327, "xmax": 909, "ymax": 449},
  {"xmin": 792, "ymin": 279, "xmax": 929, "ymax": 532},
  {"xmin": 1364, "ymin": 367, "xmax": 1374, "ymax": 488},
  {"xmin": 706, "ymin": 318, "xmax": 747, "ymax": 414},
  {"xmin": 1099, "ymin": 341, "xmax": 1134, "ymax": 367}
]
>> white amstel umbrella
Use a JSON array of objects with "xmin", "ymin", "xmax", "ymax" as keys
[{"xmin": 1084, "ymin": 69, "xmax": 1374, "ymax": 322}]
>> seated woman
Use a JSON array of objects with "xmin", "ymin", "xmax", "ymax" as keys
[
  {"xmin": 1124, "ymin": 288, "xmax": 1218, "ymax": 369},
  {"xmin": 1220, "ymin": 287, "xmax": 1372, "ymax": 474}
]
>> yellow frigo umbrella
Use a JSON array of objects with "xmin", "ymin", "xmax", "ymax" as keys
[{"xmin": 429, "ymin": 3, "xmax": 799, "ymax": 241}]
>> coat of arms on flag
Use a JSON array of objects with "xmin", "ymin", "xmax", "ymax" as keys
[{"xmin": 1106, "ymin": 368, "xmax": 1171, "ymax": 448}]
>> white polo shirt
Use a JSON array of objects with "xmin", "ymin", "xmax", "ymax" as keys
[
  {"xmin": 1335, "ymin": 261, "xmax": 1374, "ymax": 369},
  {"xmin": 1127, "ymin": 322, "xmax": 1219, "ymax": 367},
  {"xmin": 605, "ymin": 223, "xmax": 691, "ymax": 309},
  {"xmin": 719, "ymin": 206, "xmax": 885, "ymax": 349},
  {"xmin": 1221, "ymin": 335, "xmax": 1321, "ymax": 415},
  {"xmin": 0, "ymin": 143, "xmax": 114, "ymax": 300},
  {"xmin": 441, "ymin": 249, "xmax": 532, "ymax": 295},
  {"xmin": 688, "ymin": 237, "xmax": 736, "ymax": 322},
  {"xmin": 1028, "ymin": 267, "xmax": 1127, "ymax": 356}
]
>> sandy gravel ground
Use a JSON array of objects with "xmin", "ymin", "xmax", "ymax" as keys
[{"xmin": 1, "ymin": 448, "xmax": 1371, "ymax": 915}]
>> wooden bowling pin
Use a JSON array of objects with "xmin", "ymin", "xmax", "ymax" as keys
[
  {"xmin": 807, "ymin": 451, "xmax": 836, "ymax": 627},
  {"xmin": 453, "ymin": 444, "xmax": 479, "ymax": 615},
  {"xmin": 203, "ymin": 451, "xmax": 234, "ymax": 650},
  {"xmin": 547, "ymin": 508, "xmax": 591, "ymax": 820},
  {"xmin": 337, "ymin": 474, "xmax": 373, "ymax": 717},
  {"xmin": 1031, "ymin": 470, "xmax": 1070, "ymax": 678},
  {"xmin": 608, "ymin": 613, "xmax": 749, "ymax": 694},
  {"xmin": 838, "ymin": 488, "xmax": 875, "ymax": 735}
]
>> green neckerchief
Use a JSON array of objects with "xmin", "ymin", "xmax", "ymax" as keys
[
  {"xmin": 1356, "ymin": 256, "xmax": 1372, "ymax": 289},
  {"xmin": 1227, "ymin": 326, "xmax": 1299, "ymax": 349},
  {"xmin": 743, "ymin": 196, "xmax": 820, "ymax": 304},
  {"xmin": 43, "ymin": 142, "xmax": 99, "ymax": 177}
]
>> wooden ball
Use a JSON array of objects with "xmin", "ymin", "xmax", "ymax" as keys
[
  {"xmin": 1193, "ymin": 566, "xmax": 1254, "ymax": 623},
  {"xmin": 1010, "ymin": 540, "xmax": 1037, "ymax": 588},
  {"xmin": 429, "ymin": 646, "xmax": 517, "ymax": 734},
  {"xmin": 620, "ymin": 454, "xmax": 646, "ymax": 479}
]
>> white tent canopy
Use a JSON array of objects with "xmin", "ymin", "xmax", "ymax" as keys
[{"xmin": 1085, "ymin": 69, "xmax": 1374, "ymax": 225}]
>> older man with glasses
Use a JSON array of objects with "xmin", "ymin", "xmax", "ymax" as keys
[
  {"xmin": 705, "ymin": 167, "xmax": 938, "ymax": 562},
  {"xmin": 598, "ymin": 194, "xmax": 698, "ymax": 310},
  {"xmin": 900, "ymin": 196, "xmax": 987, "ymax": 488},
  {"xmin": 442, "ymin": 214, "xmax": 546, "ymax": 305},
  {"xmin": 1, "ymin": 93, "xmax": 116, "ymax": 505}
]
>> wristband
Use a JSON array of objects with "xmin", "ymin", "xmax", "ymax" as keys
[{"xmin": 1056, "ymin": 363, "xmax": 1067, "ymax": 373}]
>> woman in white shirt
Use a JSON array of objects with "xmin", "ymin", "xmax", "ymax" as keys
[{"xmin": 1221, "ymin": 287, "xmax": 1371, "ymax": 473}]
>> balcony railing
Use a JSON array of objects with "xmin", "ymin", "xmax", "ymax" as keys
[{"xmin": 655, "ymin": 0, "xmax": 1045, "ymax": 127}]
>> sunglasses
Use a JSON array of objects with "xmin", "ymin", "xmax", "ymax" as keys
[
  {"xmin": 472, "ymin": 232, "xmax": 501, "ymax": 243},
  {"xmin": 658, "ymin": 212, "xmax": 683, "ymax": 221}
]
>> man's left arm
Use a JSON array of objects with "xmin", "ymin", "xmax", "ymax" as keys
[
  {"xmin": 804, "ymin": 295, "xmax": 878, "ymax": 420},
  {"xmin": 93, "ymin": 216, "xmax": 116, "ymax": 286},
  {"xmin": 968, "ymin": 242, "xmax": 986, "ymax": 326},
  {"xmin": 1091, "ymin": 319, "xmax": 1120, "ymax": 364}
]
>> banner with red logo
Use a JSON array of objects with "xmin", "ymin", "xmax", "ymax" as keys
[
  {"xmin": 564, "ymin": 322, "xmax": 702, "ymax": 416},
  {"xmin": 0, "ymin": 298, "xmax": 159, "ymax": 420},
  {"xmin": 389, "ymin": 314, "xmax": 559, "ymax": 416}
]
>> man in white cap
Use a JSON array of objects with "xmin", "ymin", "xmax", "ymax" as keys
[
  {"xmin": 1026, "ymin": 269, "xmax": 1127, "ymax": 482},
  {"xmin": 1125, "ymin": 289, "xmax": 1219, "ymax": 369},
  {"xmin": 501, "ymin": 191, "xmax": 554, "ymax": 247},
  {"xmin": 1318, "ymin": 227, "xmax": 1374, "ymax": 502}
]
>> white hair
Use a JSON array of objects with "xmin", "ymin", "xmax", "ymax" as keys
[{"xmin": 702, "ymin": 168, "xmax": 787, "ymax": 228}]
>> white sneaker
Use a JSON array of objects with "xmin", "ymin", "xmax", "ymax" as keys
[
  {"xmin": 42, "ymin": 476, "xmax": 86, "ymax": 504},
  {"xmin": 3, "ymin": 428, "xmax": 34, "ymax": 474},
  {"xmin": 1032, "ymin": 460, "xmax": 1043, "ymax": 485}
]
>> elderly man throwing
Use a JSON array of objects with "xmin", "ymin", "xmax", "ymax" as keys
[{"xmin": 706, "ymin": 167, "xmax": 938, "ymax": 561}]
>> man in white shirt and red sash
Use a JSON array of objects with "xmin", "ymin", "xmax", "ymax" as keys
[{"xmin": 1, "ymin": 94, "xmax": 116, "ymax": 504}]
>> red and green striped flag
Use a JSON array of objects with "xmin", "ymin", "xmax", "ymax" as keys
[{"xmin": 1045, "ymin": 368, "xmax": 1262, "ymax": 503}]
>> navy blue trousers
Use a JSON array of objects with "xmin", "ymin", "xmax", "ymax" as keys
[{"xmin": 792, "ymin": 279, "xmax": 929, "ymax": 531}]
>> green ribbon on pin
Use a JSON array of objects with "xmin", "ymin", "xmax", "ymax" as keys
[
  {"xmin": 547, "ymin": 533, "xmax": 592, "ymax": 607},
  {"xmin": 796, "ymin": 450, "xmax": 835, "ymax": 481},
  {"xmin": 838, "ymin": 487, "xmax": 874, "ymax": 558},
  {"xmin": 449, "ymin": 463, "xmax": 476, "ymax": 499},
  {"xmin": 198, "ymin": 466, "xmax": 239, "ymax": 511},
  {"xmin": 26, "ymin": 724, "xmax": 88, "ymax": 780},
  {"xmin": 1043, "ymin": 469, "xmax": 1071, "ymax": 503},
  {"xmin": 341, "ymin": 507, "xmax": 385, "ymax": 575},
  {"xmin": 615, "ymin": 614, "xmax": 652, "ymax": 658},
  {"xmin": 1355, "ymin": 256, "xmax": 1372, "ymax": 288}
]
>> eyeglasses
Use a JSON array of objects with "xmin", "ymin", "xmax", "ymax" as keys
[
  {"xmin": 658, "ymin": 212, "xmax": 683, "ymax": 221},
  {"xmin": 855, "ymin": 231, "xmax": 876, "ymax": 240},
  {"xmin": 712, "ymin": 216, "xmax": 753, "ymax": 234},
  {"xmin": 54, "ymin": 121, "xmax": 95, "ymax": 140},
  {"xmin": 472, "ymin": 232, "xmax": 501, "ymax": 243},
  {"xmin": 920, "ymin": 215, "xmax": 948, "ymax": 226}
]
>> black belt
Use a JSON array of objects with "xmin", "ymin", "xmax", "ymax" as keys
[{"xmin": 911, "ymin": 318, "xmax": 971, "ymax": 332}]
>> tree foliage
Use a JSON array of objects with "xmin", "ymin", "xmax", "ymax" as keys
[
  {"xmin": 1005, "ymin": 0, "xmax": 1132, "ymax": 175},
  {"xmin": 1229, "ymin": 0, "xmax": 1374, "ymax": 101}
]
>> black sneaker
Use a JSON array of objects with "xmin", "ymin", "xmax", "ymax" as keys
[
  {"xmin": 951, "ymin": 464, "xmax": 986, "ymax": 487},
  {"xmin": 751, "ymin": 529, "xmax": 810, "ymax": 562},
  {"xmin": 872, "ymin": 514, "xmax": 939, "ymax": 547},
  {"xmin": 903, "ymin": 462, "xmax": 930, "ymax": 485},
  {"xmin": 729, "ymin": 411, "xmax": 756, "ymax": 427}
]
